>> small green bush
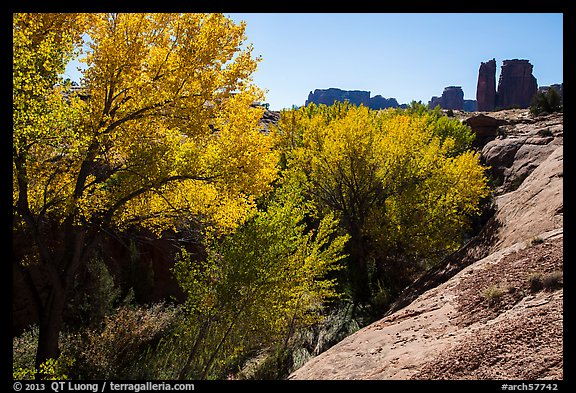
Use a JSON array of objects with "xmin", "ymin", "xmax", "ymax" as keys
[
  {"xmin": 530, "ymin": 89, "xmax": 562, "ymax": 116},
  {"xmin": 483, "ymin": 285, "xmax": 504, "ymax": 307},
  {"xmin": 13, "ymin": 326, "xmax": 75, "ymax": 380}
]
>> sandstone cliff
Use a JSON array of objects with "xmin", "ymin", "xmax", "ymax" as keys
[
  {"xmin": 289, "ymin": 109, "xmax": 563, "ymax": 380},
  {"xmin": 476, "ymin": 59, "xmax": 540, "ymax": 111},
  {"xmin": 496, "ymin": 60, "xmax": 538, "ymax": 110},
  {"xmin": 429, "ymin": 86, "xmax": 464, "ymax": 110},
  {"xmin": 305, "ymin": 88, "xmax": 400, "ymax": 109},
  {"xmin": 476, "ymin": 59, "xmax": 497, "ymax": 111}
]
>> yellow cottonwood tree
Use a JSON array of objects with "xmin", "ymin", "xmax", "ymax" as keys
[
  {"xmin": 274, "ymin": 103, "xmax": 489, "ymax": 302},
  {"xmin": 13, "ymin": 13, "xmax": 277, "ymax": 372}
]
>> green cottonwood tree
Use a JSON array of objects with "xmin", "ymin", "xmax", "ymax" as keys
[{"xmin": 172, "ymin": 181, "xmax": 348, "ymax": 379}]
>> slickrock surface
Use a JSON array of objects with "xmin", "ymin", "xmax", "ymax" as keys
[{"xmin": 289, "ymin": 110, "xmax": 563, "ymax": 380}]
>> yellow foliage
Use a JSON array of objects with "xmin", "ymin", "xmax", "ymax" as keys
[
  {"xmin": 275, "ymin": 102, "xmax": 490, "ymax": 261},
  {"xmin": 13, "ymin": 13, "xmax": 278, "ymax": 243}
]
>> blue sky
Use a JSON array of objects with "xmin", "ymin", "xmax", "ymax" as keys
[{"xmin": 64, "ymin": 13, "xmax": 563, "ymax": 111}]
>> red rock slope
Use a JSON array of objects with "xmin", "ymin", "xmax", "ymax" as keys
[{"xmin": 289, "ymin": 110, "xmax": 563, "ymax": 380}]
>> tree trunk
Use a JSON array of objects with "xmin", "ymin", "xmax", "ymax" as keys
[
  {"xmin": 34, "ymin": 229, "xmax": 89, "ymax": 378},
  {"xmin": 347, "ymin": 224, "xmax": 370, "ymax": 303},
  {"xmin": 35, "ymin": 280, "xmax": 66, "ymax": 379}
]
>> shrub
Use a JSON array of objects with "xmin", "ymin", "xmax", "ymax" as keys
[
  {"xmin": 13, "ymin": 326, "xmax": 75, "ymax": 380},
  {"xmin": 66, "ymin": 256, "xmax": 122, "ymax": 328},
  {"xmin": 527, "ymin": 271, "xmax": 562, "ymax": 293},
  {"xmin": 483, "ymin": 285, "xmax": 504, "ymax": 307},
  {"xmin": 528, "ymin": 273, "xmax": 544, "ymax": 293},
  {"xmin": 537, "ymin": 128, "xmax": 553, "ymax": 137},
  {"xmin": 542, "ymin": 271, "xmax": 563, "ymax": 291},
  {"xmin": 530, "ymin": 236, "xmax": 545, "ymax": 246},
  {"xmin": 71, "ymin": 303, "xmax": 181, "ymax": 379},
  {"xmin": 530, "ymin": 88, "xmax": 562, "ymax": 116}
]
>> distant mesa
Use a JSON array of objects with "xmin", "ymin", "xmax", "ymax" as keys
[
  {"xmin": 428, "ymin": 86, "xmax": 477, "ymax": 112},
  {"xmin": 306, "ymin": 59, "xmax": 560, "ymax": 114},
  {"xmin": 538, "ymin": 83, "xmax": 563, "ymax": 104},
  {"xmin": 305, "ymin": 88, "xmax": 402, "ymax": 109},
  {"xmin": 476, "ymin": 58, "xmax": 539, "ymax": 111}
]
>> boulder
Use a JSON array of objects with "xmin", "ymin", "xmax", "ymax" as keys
[
  {"xmin": 481, "ymin": 137, "xmax": 526, "ymax": 187},
  {"xmin": 480, "ymin": 111, "xmax": 563, "ymax": 193},
  {"xmin": 492, "ymin": 146, "xmax": 563, "ymax": 250},
  {"xmin": 463, "ymin": 113, "xmax": 507, "ymax": 149}
]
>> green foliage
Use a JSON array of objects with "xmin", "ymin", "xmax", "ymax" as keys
[
  {"xmin": 171, "ymin": 183, "xmax": 349, "ymax": 379},
  {"xmin": 13, "ymin": 358, "xmax": 71, "ymax": 380},
  {"xmin": 483, "ymin": 284, "xmax": 504, "ymax": 307},
  {"xmin": 13, "ymin": 12, "xmax": 279, "ymax": 370},
  {"xmin": 13, "ymin": 327, "xmax": 74, "ymax": 380},
  {"xmin": 67, "ymin": 256, "xmax": 122, "ymax": 327},
  {"xmin": 530, "ymin": 88, "xmax": 562, "ymax": 116}
]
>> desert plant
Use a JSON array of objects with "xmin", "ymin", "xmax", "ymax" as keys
[
  {"xmin": 483, "ymin": 284, "xmax": 504, "ymax": 307},
  {"xmin": 537, "ymin": 127, "xmax": 554, "ymax": 137},
  {"xmin": 13, "ymin": 326, "xmax": 75, "ymax": 380},
  {"xmin": 530, "ymin": 236, "xmax": 545, "ymax": 246},
  {"xmin": 71, "ymin": 303, "xmax": 181, "ymax": 379},
  {"xmin": 530, "ymin": 88, "xmax": 562, "ymax": 116},
  {"xmin": 542, "ymin": 271, "xmax": 563, "ymax": 291},
  {"xmin": 527, "ymin": 273, "xmax": 544, "ymax": 293}
]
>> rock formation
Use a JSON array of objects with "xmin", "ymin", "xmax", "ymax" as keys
[
  {"xmin": 463, "ymin": 113, "xmax": 507, "ymax": 149},
  {"xmin": 476, "ymin": 59, "xmax": 497, "ymax": 111},
  {"xmin": 259, "ymin": 109, "xmax": 280, "ymax": 134},
  {"xmin": 538, "ymin": 83, "xmax": 564, "ymax": 104},
  {"xmin": 428, "ymin": 86, "xmax": 464, "ymax": 110},
  {"xmin": 477, "ymin": 59, "xmax": 540, "ymax": 111},
  {"xmin": 496, "ymin": 59, "xmax": 538, "ymax": 109},
  {"xmin": 305, "ymin": 88, "xmax": 399, "ymax": 109},
  {"xmin": 368, "ymin": 94, "xmax": 400, "ymax": 109},
  {"xmin": 463, "ymin": 99, "xmax": 477, "ymax": 112},
  {"xmin": 289, "ymin": 109, "xmax": 563, "ymax": 380}
]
